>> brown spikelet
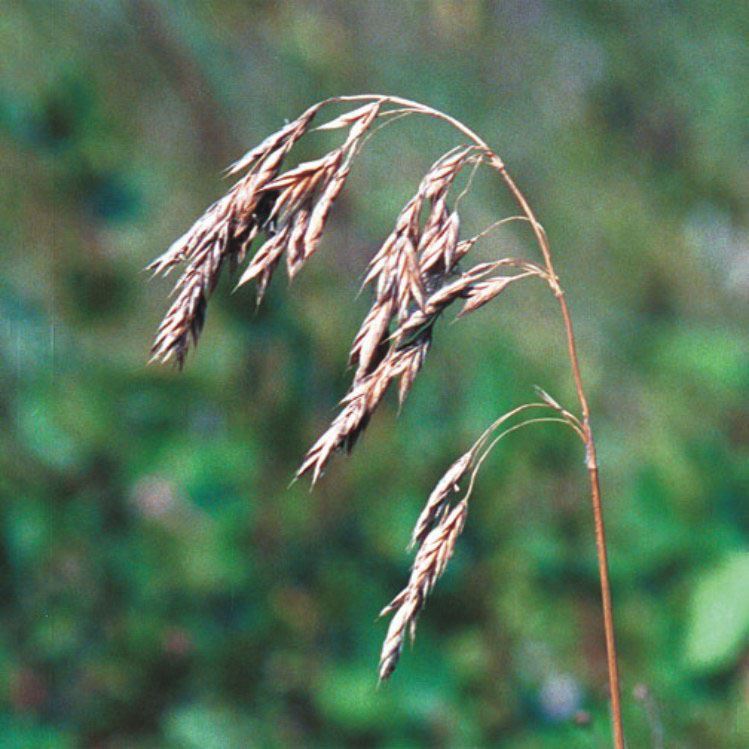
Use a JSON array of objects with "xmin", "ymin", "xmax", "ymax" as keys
[
  {"xmin": 414, "ymin": 148, "xmax": 478, "ymax": 280},
  {"xmin": 457, "ymin": 274, "xmax": 523, "ymax": 317},
  {"xmin": 236, "ymin": 224, "xmax": 290, "ymax": 305},
  {"xmin": 410, "ymin": 452, "xmax": 474, "ymax": 550},
  {"xmin": 296, "ymin": 372, "xmax": 385, "ymax": 484},
  {"xmin": 341, "ymin": 101, "xmax": 381, "ymax": 144},
  {"xmin": 149, "ymin": 170, "xmax": 291, "ymax": 362},
  {"xmin": 420, "ymin": 209, "xmax": 460, "ymax": 276},
  {"xmin": 420, "ymin": 146, "xmax": 478, "ymax": 199},
  {"xmin": 315, "ymin": 102, "xmax": 381, "ymax": 132},
  {"xmin": 149, "ymin": 197, "xmax": 237, "ymax": 366},
  {"xmin": 284, "ymin": 199, "xmax": 312, "ymax": 279},
  {"xmin": 390, "ymin": 260, "xmax": 515, "ymax": 343},
  {"xmin": 240, "ymin": 104, "xmax": 382, "ymax": 289},
  {"xmin": 363, "ymin": 197, "xmax": 426, "ymax": 320},
  {"xmin": 348, "ymin": 299, "xmax": 395, "ymax": 383},
  {"xmin": 147, "ymin": 192, "xmax": 231, "ymax": 279},
  {"xmin": 395, "ymin": 330, "xmax": 431, "ymax": 405},
  {"xmin": 263, "ymin": 152, "xmax": 340, "ymax": 215},
  {"xmin": 303, "ymin": 161, "xmax": 351, "ymax": 260},
  {"xmin": 149, "ymin": 274, "xmax": 209, "ymax": 368}
]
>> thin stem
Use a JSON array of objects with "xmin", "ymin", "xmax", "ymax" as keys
[
  {"xmin": 355, "ymin": 110, "xmax": 417, "ymax": 152},
  {"xmin": 490, "ymin": 166, "xmax": 624, "ymax": 749},
  {"xmin": 465, "ymin": 416, "xmax": 584, "ymax": 504},
  {"xmin": 534, "ymin": 386, "xmax": 585, "ymax": 434},
  {"xmin": 468, "ymin": 215, "xmax": 533, "ymax": 242},
  {"xmin": 328, "ymin": 95, "xmax": 498, "ymax": 157},
  {"xmin": 453, "ymin": 155, "xmax": 484, "ymax": 211},
  {"xmin": 336, "ymin": 95, "xmax": 625, "ymax": 747},
  {"xmin": 472, "ymin": 402, "xmax": 554, "ymax": 454}
]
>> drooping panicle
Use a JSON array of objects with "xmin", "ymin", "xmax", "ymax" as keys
[
  {"xmin": 305, "ymin": 145, "xmax": 506, "ymax": 479},
  {"xmin": 297, "ymin": 335, "xmax": 432, "ymax": 484},
  {"xmin": 234, "ymin": 101, "xmax": 382, "ymax": 292},
  {"xmin": 378, "ymin": 499, "xmax": 468, "ymax": 681},
  {"xmin": 144, "ymin": 96, "xmax": 614, "ymax": 729},
  {"xmin": 149, "ymin": 100, "xmax": 382, "ymax": 366}
]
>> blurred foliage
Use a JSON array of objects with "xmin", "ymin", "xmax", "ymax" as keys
[
  {"xmin": 1, "ymin": 0, "xmax": 748, "ymax": 746},
  {"xmin": 685, "ymin": 553, "xmax": 749, "ymax": 675}
]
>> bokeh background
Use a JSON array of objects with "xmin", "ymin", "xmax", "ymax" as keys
[{"xmin": 2, "ymin": 1, "xmax": 748, "ymax": 747}]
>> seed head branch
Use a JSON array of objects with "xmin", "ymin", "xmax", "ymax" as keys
[{"xmin": 378, "ymin": 406, "xmax": 583, "ymax": 681}]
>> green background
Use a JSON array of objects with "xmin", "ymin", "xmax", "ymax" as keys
[{"xmin": 1, "ymin": 1, "xmax": 748, "ymax": 746}]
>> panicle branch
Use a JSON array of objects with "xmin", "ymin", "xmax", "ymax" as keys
[
  {"xmin": 378, "ymin": 498, "xmax": 468, "ymax": 681},
  {"xmin": 149, "ymin": 100, "xmax": 379, "ymax": 366},
  {"xmin": 377, "ymin": 400, "xmax": 583, "ymax": 680},
  {"xmin": 148, "ymin": 96, "xmax": 557, "ymax": 495}
]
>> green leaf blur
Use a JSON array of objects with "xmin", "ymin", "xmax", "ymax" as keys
[{"xmin": 1, "ymin": 1, "xmax": 747, "ymax": 747}]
